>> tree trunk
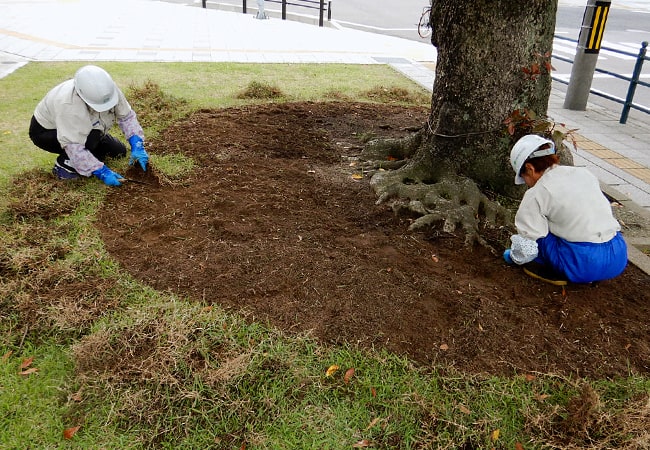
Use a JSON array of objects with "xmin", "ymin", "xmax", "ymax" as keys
[
  {"xmin": 424, "ymin": 0, "xmax": 557, "ymax": 196},
  {"xmin": 365, "ymin": 0, "xmax": 558, "ymax": 245}
]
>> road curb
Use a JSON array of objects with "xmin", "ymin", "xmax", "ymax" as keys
[{"xmin": 601, "ymin": 183, "xmax": 650, "ymax": 276}]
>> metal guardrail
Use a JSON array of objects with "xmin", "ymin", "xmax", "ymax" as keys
[
  {"xmin": 552, "ymin": 35, "xmax": 649, "ymax": 124},
  {"xmin": 202, "ymin": 0, "xmax": 332, "ymax": 27}
]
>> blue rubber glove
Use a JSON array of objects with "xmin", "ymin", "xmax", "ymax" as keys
[
  {"xmin": 128, "ymin": 135, "xmax": 149, "ymax": 171},
  {"xmin": 503, "ymin": 249, "xmax": 514, "ymax": 265},
  {"xmin": 92, "ymin": 165, "xmax": 123, "ymax": 186}
]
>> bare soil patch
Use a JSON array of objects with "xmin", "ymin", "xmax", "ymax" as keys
[{"xmin": 97, "ymin": 101, "xmax": 650, "ymax": 378}]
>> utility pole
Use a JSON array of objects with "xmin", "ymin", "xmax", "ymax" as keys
[{"xmin": 563, "ymin": 0, "xmax": 611, "ymax": 110}]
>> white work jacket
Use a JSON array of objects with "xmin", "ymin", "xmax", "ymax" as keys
[{"xmin": 33, "ymin": 79, "xmax": 143, "ymax": 176}]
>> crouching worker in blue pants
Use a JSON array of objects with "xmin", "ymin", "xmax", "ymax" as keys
[
  {"xmin": 503, "ymin": 134, "xmax": 628, "ymax": 285},
  {"xmin": 29, "ymin": 65, "xmax": 149, "ymax": 186}
]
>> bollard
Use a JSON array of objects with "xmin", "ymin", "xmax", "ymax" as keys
[
  {"xmin": 256, "ymin": 0, "xmax": 268, "ymax": 19},
  {"xmin": 563, "ymin": 0, "xmax": 611, "ymax": 110},
  {"xmin": 620, "ymin": 41, "xmax": 648, "ymax": 124}
]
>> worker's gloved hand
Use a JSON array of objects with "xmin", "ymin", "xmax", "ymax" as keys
[
  {"xmin": 92, "ymin": 165, "xmax": 123, "ymax": 186},
  {"xmin": 503, "ymin": 249, "xmax": 514, "ymax": 265},
  {"xmin": 128, "ymin": 135, "xmax": 149, "ymax": 171}
]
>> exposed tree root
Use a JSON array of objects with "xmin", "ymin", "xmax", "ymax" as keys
[{"xmin": 361, "ymin": 133, "xmax": 513, "ymax": 250}]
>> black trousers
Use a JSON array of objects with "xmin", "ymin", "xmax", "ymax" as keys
[{"xmin": 29, "ymin": 116, "xmax": 126, "ymax": 166}]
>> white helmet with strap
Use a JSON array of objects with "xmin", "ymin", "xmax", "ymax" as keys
[
  {"xmin": 509, "ymin": 134, "xmax": 556, "ymax": 185},
  {"xmin": 73, "ymin": 65, "xmax": 118, "ymax": 112}
]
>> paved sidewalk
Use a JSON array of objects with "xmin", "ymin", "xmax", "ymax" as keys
[{"xmin": 1, "ymin": 0, "xmax": 649, "ymax": 235}]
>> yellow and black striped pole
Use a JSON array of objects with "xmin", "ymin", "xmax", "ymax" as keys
[{"xmin": 563, "ymin": 0, "xmax": 612, "ymax": 110}]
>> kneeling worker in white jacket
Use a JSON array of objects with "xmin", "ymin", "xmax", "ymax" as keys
[
  {"xmin": 503, "ymin": 134, "xmax": 627, "ymax": 284},
  {"xmin": 29, "ymin": 65, "xmax": 149, "ymax": 186}
]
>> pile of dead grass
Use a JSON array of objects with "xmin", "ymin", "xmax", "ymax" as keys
[
  {"xmin": 236, "ymin": 80, "xmax": 284, "ymax": 100},
  {"xmin": 362, "ymin": 85, "xmax": 429, "ymax": 104},
  {"xmin": 126, "ymin": 80, "xmax": 190, "ymax": 129}
]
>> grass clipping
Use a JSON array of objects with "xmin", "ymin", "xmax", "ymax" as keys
[
  {"xmin": 126, "ymin": 80, "xmax": 190, "ymax": 129},
  {"xmin": 236, "ymin": 80, "xmax": 284, "ymax": 100}
]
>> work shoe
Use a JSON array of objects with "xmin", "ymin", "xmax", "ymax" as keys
[
  {"xmin": 52, "ymin": 161, "xmax": 80, "ymax": 180},
  {"xmin": 522, "ymin": 262, "xmax": 568, "ymax": 286}
]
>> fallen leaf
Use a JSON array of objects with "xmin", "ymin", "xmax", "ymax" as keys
[
  {"xmin": 387, "ymin": 156, "xmax": 398, "ymax": 161},
  {"xmin": 625, "ymin": 343, "xmax": 631, "ymax": 351},
  {"xmin": 525, "ymin": 374, "xmax": 536, "ymax": 382},
  {"xmin": 365, "ymin": 417, "xmax": 381, "ymax": 431},
  {"xmin": 2, "ymin": 351, "xmax": 12, "ymax": 362},
  {"xmin": 63, "ymin": 426, "xmax": 80, "ymax": 440},
  {"xmin": 325, "ymin": 364, "xmax": 340, "ymax": 377},
  {"xmin": 535, "ymin": 393, "xmax": 550, "ymax": 402},
  {"xmin": 515, "ymin": 442, "xmax": 525, "ymax": 450},
  {"xmin": 371, "ymin": 387, "xmax": 377, "ymax": 397},
  {"xmin": 351, "ymin": 173, "xmax": 364, "ymax": 180},
  {"xmin": 491, "ymin": 429, "xmax": 500, "ymax": 441},
  {"xmin": 344, "ymin": 368, "xmax": 355, "ymax": 384},
  {"xmin": 202, "ymin": 306, "xmax": 214, "ymax": 312},
  {"xmin": 71, "ymin": 390, "xmax": 83, "ymax": 402},
  {"xmin": 352, "ymin": 439, "xmax": 372, "ymax": 448},
  {"xmin": 478, "ymin": 324, "xmax": 484, "ymax": 332},
  {"xmin": 20, "ymin": 356, "xmax": 34, "ymax": 370},
  {"xmin": 439, "ymin": 343, "xmax": 449, "ymax": 351},
  {"xmin": 20, "ymin": 367, "xmax": 39, "ymax": 376},
  {"xmin": 431, "ymin": 254, "xmax": 439, "ymax": 262},
  {"xmin": 458, "ymin": 404, "xmax": 471, "ymax": 415}
]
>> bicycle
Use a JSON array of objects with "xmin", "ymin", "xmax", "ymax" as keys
[{"xmin": 418, "ymin": 5, "xmax": 432, "ymax": 38}]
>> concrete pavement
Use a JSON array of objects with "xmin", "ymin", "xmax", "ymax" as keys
[{"xmin": 1, "ymin": 0, "xmax": 649, "ymax": 270}]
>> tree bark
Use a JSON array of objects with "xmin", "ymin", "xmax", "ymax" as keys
[
  {"xmin": 425, "ymin": 0, "xmax": 557, "ymax": 196},
  {"xmin": 367, "ymin": 0, "xmax": 558, "ymax": 244}
]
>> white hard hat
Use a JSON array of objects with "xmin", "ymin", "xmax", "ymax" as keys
[
  {"xmin": 73, "ymin": 65, "xmax": 118, "ymax": 112},
  {"xmin": 509, "ymin": 135, "xmax": 556, "ymax": 185}
]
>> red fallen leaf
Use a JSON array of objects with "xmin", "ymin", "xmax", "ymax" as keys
[
  {"xmin": 344, "ymin": 368, "xmax": 355, "ymax": 384},
  {"xmin": 386, "ymin": 156, "xmax": 398, "ymax": 161},
  {"xmin": 2, "ymin": 350, "xmax": 12, "ymax": 362},
  {"xmin": 525, "ymin": 374, "xmax": 536, "ymax": 382},
  {"xmin": 352, "ymin": 439, "xmax": 372, "ymax": 448},
  {"xmin": 63, "ymin": 426, "xmax": 80, "ymax": 440},
  {"xmin": 20, "ymin": 356, "xmax": 34, "ymax": 370},
  {"xmin": 371, "ymin": 387, "xmax": 377, "ymax": 397},
  {"xmin": 515, "ymin": 442, "xmax": 525, "ymax": 450},
  {"xmin": 20, "ymin": 368, "xmax": 39, "ymax": 376}
]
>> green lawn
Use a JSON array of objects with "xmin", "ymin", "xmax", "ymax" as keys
[{"xmin": 0, "ymin": 62, "xmax": 647, "ymax": 449}]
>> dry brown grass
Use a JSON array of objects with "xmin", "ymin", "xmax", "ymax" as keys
[
  {"xmin": 362, "ymin": 85, "xmax": 429, "ymax": 104},
  {"xmin": 0, "ymin": 172, "xmax": 121, "ymax": 340},
  {"xmin": 525, "ymin": 382, "xmax": 650, "ymax": 449}
]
